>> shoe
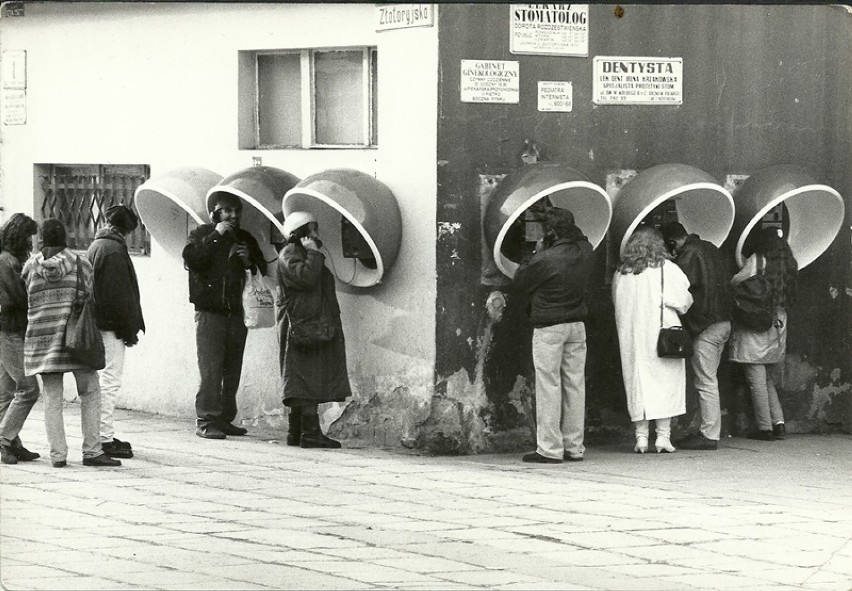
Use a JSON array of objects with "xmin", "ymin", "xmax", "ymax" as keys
[
  {"xmin": 675, "ymin": 432, "xmax": 718, "ymax": 451},
  {"xmin": 286, "ymin": 408, "xmax": 302, "ymax": 446},
  {"xmin": 220, "ymin": 423, "xmax": 247, "ymax": 436},
  {"xmin": 52, "ymin": 460, "xmax": 66, "ymax": 468},
  {"xmin": 13, "ymin": 445, "xmax": 41, "ymax": 461},
  {"xmin": 196, "ymin": 425, "xmax": 226, "ymax": 440},
  {"xmin": 655, "ymin": 437, "xmax": 676, "ymax": 453},
  {"xmin": 111, "ymin": 437, "xmax": 132, "ymax": 450},
  {"xmin": 747, "ymin": 430, "xmax": 774, "ymax": 441},
  {"xmin": 522, "ymin": 452, "xmax": 562, "ymax": 464},
  {"xmin": 102, "ymin": 440, "xmax": 134, "ymax": 458},
  {"xmin": 772, "ymin": 423, "xmax": 786, "ymax": 440},
  {"xmin": 299, "ymin": 414, "xmax": 341, "ymax": 449},
  {"xmin": 1, "ymin": 446, "xmax": 18, "ymax": 465},
  {"xmin": 563, "ymin": 452, "xmax": 584, "ymax": 462},
  {"xmin": 634, "ymin": 435, "xmax": 648, "ymax": 454},
  {"xmin": 82, "ymin": 454, "xmax": 122, "ymax": 467}
]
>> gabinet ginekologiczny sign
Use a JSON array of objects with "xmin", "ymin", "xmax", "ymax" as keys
[
  {"xmin": 460, "ymin": 60, "xmax": 520, "ymax": 104},
  {"xmin": 593, "ymin": 56, "xmax": 683, "ymax": 105},
  {"xmin": 510, "ymin": 4, "xmax": 589, "ymax": 57}
]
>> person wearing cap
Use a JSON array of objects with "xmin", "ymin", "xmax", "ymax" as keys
[
  {"xmin": 660, "ymin": 222, "xmax": 733, "ymax": 451},
  {"xmin": 277, "ymin": 211, "xmax": 351, "ymax": 449},
  {"xmin": 0, "ymin": 213, "xmax": 42, "ymax": 465},
  {"xmin": 512, "ymin": 207, "xmax": 593, "ymax": 464},
  {"xmin": 182, "ymin": 193, "xmax": 267, "ymax": 440},
  {"xmin": 23, "ymin": 219, "xmax": 120, "ymax": 467},
  {"xmin": 86, "ymin": 205, "xmax": 146, "ymax": 458}
]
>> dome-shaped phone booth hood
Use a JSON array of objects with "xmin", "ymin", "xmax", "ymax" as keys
[
  {"xmin": 207, "ymin": 166, "xmax": 300, "ymax": 264},
  {"xmin": 484, "ymin": 163, "xmax": 612, "ymax": 279},
  {"xmin": 134, "ymin": 167, "xmax": 222, "ymax": 259},
  {"xmin": 282, "ymin": 169, "xmax": 402, "ymax": 288},
  {"xmin": 731, "ymin": 165, "xmax": 844, "ymax": 270},
  {"xmin": 611, "ymin": 163, "xmax": 734, "ymax": 255}
]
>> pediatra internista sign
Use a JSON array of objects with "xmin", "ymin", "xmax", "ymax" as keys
[
  {"xmin": 510, "ymin": 4, "xmax": 589, "ymax": 57},
  {"xmin": 593, "ymin": 56, "xmax": 683, "ymax": 105}
]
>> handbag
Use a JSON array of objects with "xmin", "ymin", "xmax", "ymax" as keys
[
  {"xmin": 64, "ymin": 258, "xmax": 106, "ymax": 370},
  {"xmin": 732, "ymin": 255, "xmax": 774, "ymax": 332},
  {"xmin": 656, "ymin": 264, "xmax": 693, "ymax": 359},
  {"xmin": 286, "ymin": 277, "xmax": 336, "ymax": 348},
  {"xmin": 243, "ymin": 271, "xmax": 275, "ymax": 329}
]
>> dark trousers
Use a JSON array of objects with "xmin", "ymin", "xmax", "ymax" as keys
[{"xmin": 194, "ymin": 310, "xmax": 247, "ymax": 429}]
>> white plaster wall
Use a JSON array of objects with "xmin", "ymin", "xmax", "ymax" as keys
[{"xmin": 0, "ymin": 3, "xmax": 438, "ymax": 430}]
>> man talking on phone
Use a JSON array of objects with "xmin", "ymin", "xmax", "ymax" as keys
[
  {"xmin": 512, "ymin": 207, "xmax": 593, "ymax": 464},
  {"xmin": 182, "ymin": 193, "xmax": 267, "ymax": 440}
]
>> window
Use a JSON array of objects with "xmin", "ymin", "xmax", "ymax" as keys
[
  {"xmin": 240, "ymin": 47, "xmax": 377, "ymax": 149},
  {"xmin": 34, "ymin": 163, "xmax": 151, "ymax": 255}
]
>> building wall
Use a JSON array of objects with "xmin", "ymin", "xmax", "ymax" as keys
[
  {"xmin": 0, "ymin": 3, "xmax": 439, "ymax": 442},
  {"xmin": 434, "ymin": 4, "xmax": 852, "ymax": 452}
]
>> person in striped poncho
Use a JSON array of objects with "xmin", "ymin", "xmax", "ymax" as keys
[{"xmin": 22, "ymin": 219, "xmax": 121, "ymax": 468}]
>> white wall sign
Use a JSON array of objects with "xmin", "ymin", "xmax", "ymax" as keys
[
  {"xmin": 376, "ymin": 4, "xmax": 434, "ymax": 31},
  {"xmin": 460, "ymin": 60, "xmax": 519, "ymax": 104},
  {"xmin": 538, "ymin": 81, "xmax": 573, "ymax": 112},
  {"xmin": 2, "ymin": 89, "xmax": 26, "ymax": 125},
  {"xmin": 1, "ymin": 50, "xmax": 27, "ymax": 90},
  {"xmin": 510, "ymin": 4, "xmax": 589, "ymax": 57},
  {"xmin": 593, "ymin": 56, "xmax": 683, "ymax": 105}
]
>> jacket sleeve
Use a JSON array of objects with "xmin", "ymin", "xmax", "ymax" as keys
[
  {"xmin": 732, "ymin": 254, "xmax": 758, "ymax": 286},
  {"xmin": 277, "ymin": 246, "xmax": 325, "ymax": 291},
  {"xmin": 0, "ymin": 256, "xmax": 27, "ymax": 311},
  {"xmin": 92, "ymin": 251, "xmax": 136, "ymax": 338},
  {"xmin": 511, "ymin": 255, "xmax": 547, "ymax": 299},
  {"xmin": 244, "ymin": 232, "xmax": 268, "ymax": 277},
  {"xmin": 664, "ymin": 262, "xmax": 693, "ymax": 315},
  {"xmin": 181, "ymin": 225, "xmax": 218, "ymax": 271}
]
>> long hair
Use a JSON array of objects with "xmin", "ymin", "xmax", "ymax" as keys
[
  {"xmin": 618, "ymin": 225, "xmax": 670, "ymax": 275},
  {"xmin": 754, "ymin": 227, "xmax": 798, "ymax": 308},
  {"xmin": 0, "ymin": 213, "xmax": 38, "ymax": 262}
]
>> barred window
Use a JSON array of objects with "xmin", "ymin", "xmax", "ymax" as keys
[{"xmin": 34, "ymin": 164, "xmax": 151, "ymax": 255}]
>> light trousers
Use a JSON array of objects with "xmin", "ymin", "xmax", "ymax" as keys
[
  {"xmin": 742, "ymin": 363, "xmax": 784, "ymax": 431},
  {"xmin": 42, "ymin": 371, "xmax": 103, "ymax": 462},
  {"xmin": 99, "ymin": 330, "xmax": 126, "ymax": 443},
  {"xmin": 532, "ymin": 322, "xmax": 586, "ymax": 460},
  {"xmin": 0, "ymin": 331, "xmax": 41, "ymax": 448},
  {"xmin": 690, "ymin": 321, "xmax": 731, "ymax": 441}
]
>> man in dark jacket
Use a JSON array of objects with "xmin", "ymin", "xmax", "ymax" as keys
[
  {"xmin": 661, "ymin": 222, "xmax": 733, "ymax": 450},
  {"xmin": 0, "ymin": 214, "xmax": 41, "ymax": 465},
  {"xmin": 513, "ymin": 208, "xmax": 593, "ymax": 463},
  {"xmin": 87, "ymin": 205, "xmax": 146, "ymax": 458},
  {"xmin": 182, "ymin": 193, "xmax": 267, "ymax": 440}
]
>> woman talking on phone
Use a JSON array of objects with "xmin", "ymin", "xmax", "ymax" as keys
[{"xmin": 276, "ymin": 212, "xmax": 351, "ymax": 449}]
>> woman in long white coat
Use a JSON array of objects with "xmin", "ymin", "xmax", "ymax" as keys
[{"xmin": 613, "ymin": 226, "xmax": 693, "ymax": 453}]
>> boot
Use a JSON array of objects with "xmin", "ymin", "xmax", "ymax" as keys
[
  {"xmin": 286, "ymin": 408, "xmax": 302, "ymax": 447},
  {"xmin": 299, "ymin": 413, "xmax": 341, "ymax": 449}
]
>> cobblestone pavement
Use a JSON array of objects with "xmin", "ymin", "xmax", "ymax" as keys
[{"xmin": 1, "ymin": 401, "xmax": 851, "ymax": 590}]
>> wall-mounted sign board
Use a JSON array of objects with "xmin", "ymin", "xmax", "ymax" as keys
[
  {"xmin": 538, "ymin": 81, "xmax": 573, "ymax": 112},
  {"xmin": 2, "ymin": 89, "xmax": 26, "ymax": 125},
  {"xmin": 1, "ymin": 51, "xmax": 26, "ymax": 90},
  {"xmin": 593, "ymin": 56, "xmax": 683, "ymax": 105},
  {"xmin": 376, "ymin": 4, "xmax": 434, "ymax": 31},
  {"xmin": 460, "ymin": 60, "xmax": 519, "ymax": 104},
  {"xmin": 510, "ymin": 4, "xmax": 589, "ymax": 57}
]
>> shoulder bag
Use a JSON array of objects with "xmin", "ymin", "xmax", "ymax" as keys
[
  {"xmin": 732, "ymin": 255, "xmax": 774, "ymax": 332},
  {"xmin": 64, "ymin": 257, "xmax": 106, "ymax": 370},
  {"xmin": 286, "ymin": 276, "xmax": 336, "ymax": 348},
  {"xmin": 656, "ymin": 264, "xmax": 693, "ymax": 358}
]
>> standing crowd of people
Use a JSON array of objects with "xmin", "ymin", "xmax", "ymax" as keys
[{"xmin": 0, "ymin": 198, "xmax": 798, "ymax": 467}]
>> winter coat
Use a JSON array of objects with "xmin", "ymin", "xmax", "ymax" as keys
[
  {"xmin": 87, "ymin": 227, "xmax": 145, "ymax": 340},
  {"xmin": 512, "ymin": 227, "xmax": 594, "ymax": 328},
  {"xmin": 23, "ymin": 249, "xmax": 95, "ymax": 375},
  {"xmin": 0, "ymin": 251, "xmax": 28, "ymax": 334},
  {"xmin": 673, "ymin": 234, "xmax": 733, "ymax": 336},
  {"xmin": 613, "ymin": 260, "xmax": 693, "ymax": 422},
  {"xmin": 182, "ymin": 224, "xmax": 267, "ymax": 317},
  {"xmin": 276, "ymin": 242, "xmax": 351, "ymax": 406}
]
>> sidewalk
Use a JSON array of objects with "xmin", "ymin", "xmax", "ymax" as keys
[{"xmin": 1, "ymin": 401, "xmax": 850, "ymax": 591}]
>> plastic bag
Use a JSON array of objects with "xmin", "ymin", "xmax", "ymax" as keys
[{"xmin": 243, "ymin": 271, "xmax": 275, "ymax": 329}]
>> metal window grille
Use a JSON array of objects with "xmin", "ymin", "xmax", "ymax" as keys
[{"xmin": 37, "ymin": 164, "xmax": 151, "ymax": 255}]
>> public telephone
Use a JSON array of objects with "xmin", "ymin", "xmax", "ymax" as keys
[{"xmin": 341, "ymin": 216, "xmax": 377, "ymax": 269}]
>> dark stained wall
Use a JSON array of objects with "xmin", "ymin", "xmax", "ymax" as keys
[{"xmin": 435, "ymin": 4, "xmax": 851, "ymax": 451}]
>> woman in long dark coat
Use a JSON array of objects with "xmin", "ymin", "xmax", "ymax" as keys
[{"xmin": 276, "ymin": 211, "xmax": 351, "ymax": 449}]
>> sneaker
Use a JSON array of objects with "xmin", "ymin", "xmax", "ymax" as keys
[
  {"xmin": 196, "ymin": 425, "xmax": 226, "ymax": 440},
  {"xmin": 13, "ymin": 446, "xmax": 40, "ymax": 461},
  {"xmin": 772, "ymin": 423, "xmax": 786, "ymax": 440},
  {"xmin": 220, "ymin": 423, "xmax": 248, "ymax": 436},
  {"xmin": 102, "ymin": 440, "xmax": 133, "ymax": 458},
  {"xmin": 563, "ymin": 452, "xmax": 584, "ymax": 462},
  {"xmin": 1, "ymin": 446, "xmax": 18, "ymax": 465},
  {"xmin": 522, "ymin": 452, "xmax": 562, "ymax": 464},
  {"xmin": 82, "ymin": 454, "xmax": 122, "ymax": 467},
  {"xmin": 675, "ymin": 432, "xmax": 718, "ymax": 450}
]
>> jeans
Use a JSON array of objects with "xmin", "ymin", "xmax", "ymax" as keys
[
  {"xmin": 195, "ymin": 311, "xmax": 247, "ymax": 429},
  {"xmin": 532, "ymin": 322, "xmax": 586, "ymax": 460},
  {"xmin": 690, "ymin": 321, "xmax": 731, "ymax": 441},
  {"xmin": 99, "ymin": 330, "xmax": 126, "ymax": 443},
  {"xmin": 42, "ymin": 371, "xmax": 103, "ymax": 462},
  {"xmin": 0, "ymin": 331, "xmax": 41, "ymax": 448},
  {"xmin": 742, "ymin": 363, "xmax": 784, "ymax": 431}
]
